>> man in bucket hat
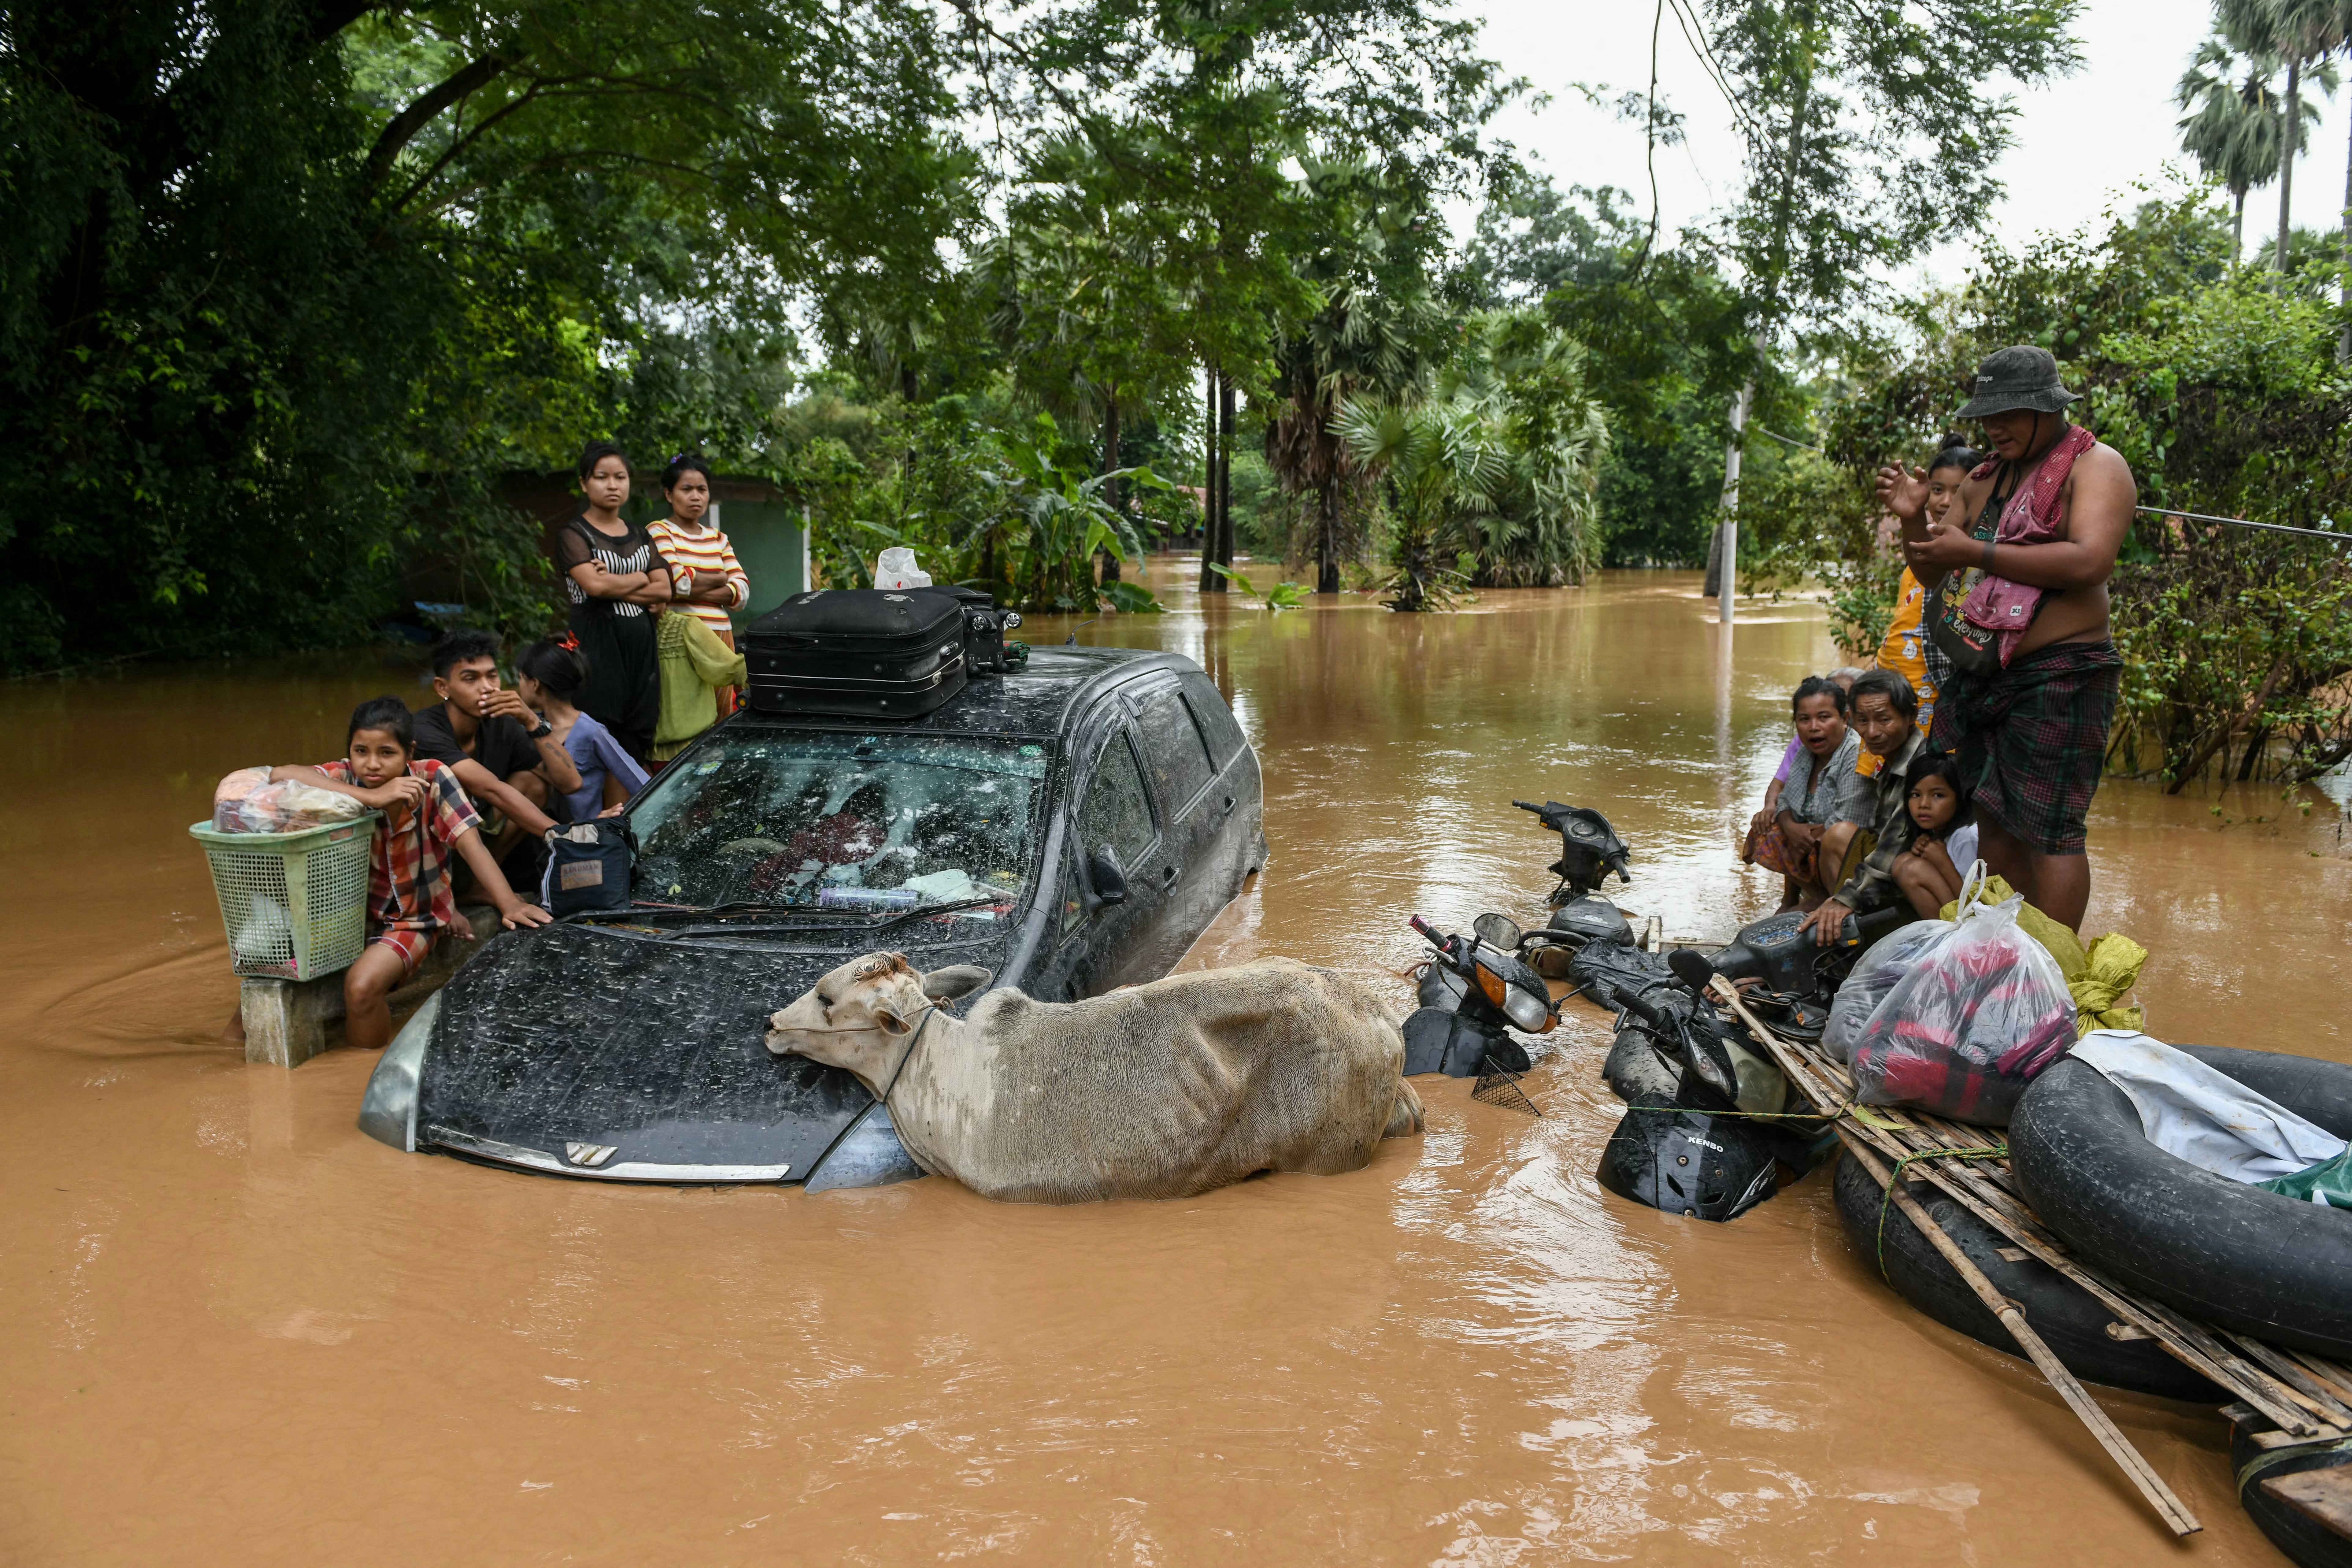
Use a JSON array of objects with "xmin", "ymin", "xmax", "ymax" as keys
[{"xmin": 1872, "ymin": 345, "xmax": 2136, "ymax": 933}]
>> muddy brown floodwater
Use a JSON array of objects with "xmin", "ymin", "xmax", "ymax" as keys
[{"xmin": 4, "ymin": 565, "xmax": 2346, "ymax": 1566}]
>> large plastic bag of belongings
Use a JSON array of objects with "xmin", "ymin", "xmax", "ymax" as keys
[
  {"xmin": 1846, "ymin": 888, "xmax": 2076, "ymax": 1126},
  {"xmin": 1938, "ymin": 874, "xmax": 2146, "ymax": 1036},
  {"xmin": 2072, "ymin": 1031, "xmax": 2352, "ymax": 1209},
  {"xmin": 1823, "ymin": 919, "xmax": 1953, "ymax": 1064},
  {"xmin": 211, "ymin": 766, "xmax": 368, "ymax": 834}
]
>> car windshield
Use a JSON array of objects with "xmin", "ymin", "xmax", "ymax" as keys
[{"xmin": 627, "ymin": 731, "xmax": 1051, "ymax": 918}]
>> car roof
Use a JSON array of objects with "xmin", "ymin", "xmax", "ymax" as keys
[{"xmin": 727, "ymin": 645, "xmax": 1196, "ymax": 743}]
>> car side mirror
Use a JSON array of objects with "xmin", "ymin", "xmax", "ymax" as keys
[{"xmin": 1087, "ymin": 846, "xmax": 1128, "ymax": 906}]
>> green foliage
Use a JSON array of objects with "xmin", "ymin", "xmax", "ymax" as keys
[
  {"xmin": 1204, "ymin": 563, "xmax": 1307, "ymax": 610},
  {"xmin": 1702, "ymin": 0, "xmax": 2084, "ymax": 336},
  {"xmin": 787, "ymin": 402, "xmax": 1165, "ymax": 614}
]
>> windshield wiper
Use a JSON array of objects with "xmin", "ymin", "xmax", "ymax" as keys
[{"xmin": 656, "ymin": 896, "xmax": 1005, "ymax": 940}]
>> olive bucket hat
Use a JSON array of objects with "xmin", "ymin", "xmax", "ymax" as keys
[{"xmin": 1954, "ymin": 345, "xmax": 2080, "ymax": 419}]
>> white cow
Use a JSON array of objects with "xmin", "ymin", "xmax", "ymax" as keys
[{"xmin": 766, "ymin": 952, "xmax": 1424, "ymax": 1203}]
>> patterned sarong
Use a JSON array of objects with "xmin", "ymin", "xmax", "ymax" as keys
[{"xmin": 1931, "ymin": 637, "xmax": 2121, "ymax": 856}]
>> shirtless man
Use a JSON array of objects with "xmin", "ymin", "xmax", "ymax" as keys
[{"xmin": 1874, "ymin": 346, "xmax": 2136, "ymax": 932}]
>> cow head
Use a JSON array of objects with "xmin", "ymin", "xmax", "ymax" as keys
[{"xmin": 764, "ymin": 951, "xmax": 992, "ymax": 1088}]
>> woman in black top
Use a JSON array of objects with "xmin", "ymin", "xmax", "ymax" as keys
[{"xmin": 553, "ymin": 442, "xmax": 669, "ymax": 763}]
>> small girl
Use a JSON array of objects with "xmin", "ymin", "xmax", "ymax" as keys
[
  {"xmin": 515, "ymin": 637, "xmax": 650, "ymax": 821},
  {"xmin": 1891, "ymin": 752, "xmax": 1975, "ymax": 918}
]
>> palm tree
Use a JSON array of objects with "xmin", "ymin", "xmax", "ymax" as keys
[
  {"xmin": 2177, "ymin": 31, "xmax": 2301, "ymax": 263},
  {"xmin": 1333, "ymin": 312, "xmax": 1612, "ymax": 607},
  {"xmin": 2218, "ymin": 0, "xmax": 2352, "ymax": 274},
  {"xmin": 1264, "ymin": 161, "xmax": 1449, "ymax": 594}
]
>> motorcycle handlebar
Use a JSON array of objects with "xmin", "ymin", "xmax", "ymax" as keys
[{"xmin": 1617, "ymin": 983, "xmax": 1672, "ymax": 1029}]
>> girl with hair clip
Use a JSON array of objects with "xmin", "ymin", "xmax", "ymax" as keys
[
  {"xmin": 514, "ymin": 636, "xmax": 650, "ymax": 822},
  {"xmin": 645, "ymin": 453, "xmax": 751, "ymax": 717}
]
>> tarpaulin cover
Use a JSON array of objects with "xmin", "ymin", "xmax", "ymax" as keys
[{"xmin": 2073, "ymin": 1030, "xmax": 2351, "ymax": 1208}]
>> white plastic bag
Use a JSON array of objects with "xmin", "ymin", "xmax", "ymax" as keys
[
  {"xmin": 232, "ymin": 890, "xmax": 293, "ymax": 963},
  {"xmin": 873, "ymin": 547, "xmax": 932, "ymax": 590},
  {"xmin": 1824, "ymin": 919, "xmax": 1954, "ymax": 1063},
  {"xmin": 1848, "ymin": 896, "xmax": 2076, "ymax": 1126},
  {"xmin": 212, "ymin": 769, "xmax": 365, "ymax": 834}
]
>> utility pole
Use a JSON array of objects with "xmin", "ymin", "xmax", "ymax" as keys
[
  {"xmin": 1217, "ymin": 371, "xmax": 1236, "ymax": 577},
  {"xmin": 1718, "ymin": 380, "xmax": 1752, "ymax": 627},
  {"xmin": 1199, "ymin": 365, "xmax": 1225, "ymax": 593}
]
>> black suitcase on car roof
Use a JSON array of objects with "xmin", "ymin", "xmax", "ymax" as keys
[{"xmin": 744, "ymin": 588, "xmax": 969, "ymax": 719}]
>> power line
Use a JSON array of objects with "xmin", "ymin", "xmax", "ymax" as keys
[{"xmin": 2137, "ymin": 506, "xmax": 2350, "ymax": 543}]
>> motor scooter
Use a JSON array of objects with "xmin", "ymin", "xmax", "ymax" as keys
[
  {"xmin": 1594, "ymin": 948, "xmax": 1832, "ymax": 1222},
  {"xmin": 1512, "ymin": 798, "xmax": 1910, "ymax": 1025},
  {"xmin": 1400, "ymin": 913, "xmax": 1556, "ymax": 1077}
]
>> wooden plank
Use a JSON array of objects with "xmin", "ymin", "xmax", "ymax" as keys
[
  {"xmin": 2260, "ymin": 1467, "xmax": 2352, "ymax": 1540},
  {"xmin": 1832, "ymin": 1128, "xmax": 2201, "ymax": 1536},
  {"xmin": 2229, "ymin": 1336, "xmax": 2352, "ymax": 1428},
  {"xmin": 2290, "ymin": 1352, "xmax": 2352, "ymax": 1412}
]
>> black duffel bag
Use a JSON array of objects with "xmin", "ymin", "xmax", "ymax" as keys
[{"xmin": 744, "ymin": 588, "xmax": 970, "ymax": 719}]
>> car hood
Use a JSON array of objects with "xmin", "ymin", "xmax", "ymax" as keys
[{"xmin": 416, "ymin": 919, "xmax": 1008, "ymax": 1182}]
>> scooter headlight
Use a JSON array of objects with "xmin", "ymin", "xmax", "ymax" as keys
[
  {"xmin": 1477, "ymin": 964, "xmax": 1510, "ymax": 1008},
  {"xmin": 1501, "ymin": 983, "xmax": 1553, "ymax": 1034}
]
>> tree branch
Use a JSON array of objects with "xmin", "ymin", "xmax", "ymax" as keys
[{"xmin": 364, "ymin": 49, "xmax": 518, "ymax": 192}]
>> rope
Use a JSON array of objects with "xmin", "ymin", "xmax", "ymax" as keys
[
  {"xmin": 1871, "ymin": 1140, "xmax": 2010, "ymax": 1282},
  {"xmin": 874, "ymin": 1000, "xmax": 941, "ymax": 1111},
  {"xmin": 2234, "ymin": 1432, "xmax": 2352, "ymax": 1497}
]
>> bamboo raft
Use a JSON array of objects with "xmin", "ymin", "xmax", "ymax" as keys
[{"xmin": 1707, "ymin": 980, "xmax": 2352, "ymax": 1540}]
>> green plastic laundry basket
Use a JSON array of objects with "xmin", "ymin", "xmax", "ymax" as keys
[{"xmin": 189, "ymin": 814, "xmax": 379, "ymax": 980}]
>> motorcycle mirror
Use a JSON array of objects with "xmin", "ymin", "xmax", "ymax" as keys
[
  {"xmin": 1086, "ymin": 846, "xmax": 1128, "ymax": 906},
  {"xmin": 1667, "ymin": 947, "xmax": 1716, "ymax": 995},
  {"xmin": 1472, "ymin": 913, "xmax": 1522, "ymax": 951}
]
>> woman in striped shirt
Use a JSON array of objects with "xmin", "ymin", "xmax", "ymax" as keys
[{"xmin": 647, "ymin": 454, "xmax": 750, "ymax": 716}]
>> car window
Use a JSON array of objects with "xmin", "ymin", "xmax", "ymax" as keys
[
  {"xmin": 1179, "ymin": 672, "xmax": 1247, "ymax": 766},
  {"xmin": 1133, "ymin": 684, "xmax": 1214, "ymax": 811},
  {"xmin": 1078, "ymin": 732, "xmax": 1155, "ymax": 871},
  {"xmin": 626, "ymin": 730, "xmax": 1050, "ymax": 915}
]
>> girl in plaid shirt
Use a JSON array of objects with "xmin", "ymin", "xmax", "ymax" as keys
[{"xmin": 273, "ymin": 697, "xmax": 551, "ymax": 1050}]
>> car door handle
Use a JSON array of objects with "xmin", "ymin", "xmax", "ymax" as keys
[
  {"xmin": 1216, "ymin": 795, "xmax": 1235, "ymax": 814},
  {"xmin": 1161, "ymin": 865, "xmax": 1178, "ymax": 885}
]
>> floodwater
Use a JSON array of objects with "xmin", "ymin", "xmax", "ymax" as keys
[{"xmin": 3, "ymin": 565, "xmax": 2343, "ymax": 1566}]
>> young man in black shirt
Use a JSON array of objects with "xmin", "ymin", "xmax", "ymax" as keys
[{"xmin": 411, "ymin": 629, "xmax": 581, "ymax": 858}]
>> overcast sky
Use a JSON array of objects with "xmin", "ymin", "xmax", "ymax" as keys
[{"xmin": 1467, "ymin": 0, "xmax": 2352, "ymax": 287}]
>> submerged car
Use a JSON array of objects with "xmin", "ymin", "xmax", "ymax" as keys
[{"xmin": 359, "ymin": 647, "xmax": 1266, "ymax": 1189}]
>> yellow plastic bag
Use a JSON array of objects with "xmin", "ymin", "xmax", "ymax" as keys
[
  {"xmin": 2073, "ymin": 933, "xmax": 2148, "ymax": 1035},
  {"xmin": 1938, "ymin": 875, "xmax": 2145, "ymax": 1036}
]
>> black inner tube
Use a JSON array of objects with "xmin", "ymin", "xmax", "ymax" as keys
[
  {"xmin": 2229, "ymin": 1420, "xmax": 2352, "ymax": 1568},
  {"xmin": 1831, "ymin": 1150, "xmax": 2227, "ymax": 1403},
  {"xmin": 2010, "ymin": 1043, "xmax": 2352, "ymax": 1361}
]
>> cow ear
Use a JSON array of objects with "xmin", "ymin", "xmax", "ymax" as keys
[
  {"xmin": 919, "ymin": 965, "xmax": 992, "ymax": 1003},
  {"xmin": 872, "ymin": 1006, "xmax": 913, "ymax": 1037}
]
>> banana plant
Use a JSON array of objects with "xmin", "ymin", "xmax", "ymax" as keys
[
  {"xmin": 1206, "ymin": 562, "xmax": 1309, "ymax": 610},
  {"xmin": 962, "ymin": 417, "xmax": 1167, "ymax": 612}
]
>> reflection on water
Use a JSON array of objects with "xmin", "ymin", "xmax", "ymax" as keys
[{"xmin": 0, "ymin": 564, "xmax": 2330, "ymax": 1563}]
